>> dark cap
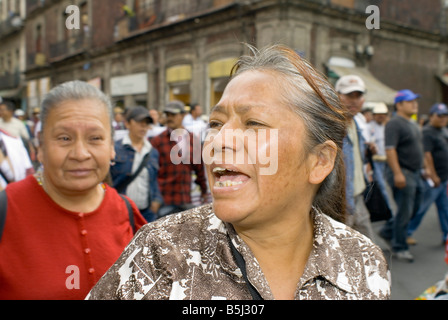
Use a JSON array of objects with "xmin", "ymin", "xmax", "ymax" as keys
[
  {"xmin": 164, "ymin": 100, "xmax": 186, "ymax": 114},
  {"xmin": 429, "ymin": 103, "xmax": 448, "ymax": 116},
  {"xmin": 126, "ymin": 106, "xmax": 153, "ymax": 123}
]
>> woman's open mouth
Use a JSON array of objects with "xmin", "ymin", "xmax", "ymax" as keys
[{"xmin": 212, "ymin": 166, "xmax": 250, "ymax": 188}]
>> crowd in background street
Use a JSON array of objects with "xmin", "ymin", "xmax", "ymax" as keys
[
  {"xmin": 335, "ymin": 74, "xmax": 448, "ymax": 299},
  {"xmin": 0, "ymin": 65, "xmax": 447, "ymax": 299}
]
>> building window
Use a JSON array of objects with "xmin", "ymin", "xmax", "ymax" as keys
[
  {"xmin": 208, "ymin": 58, "xmax": 237, "ymax": 108},
  {"xmin": 6, "ymin": 52, "xmax": 11, "ymax": 73},
  {"xmin": 166, "ymin": 64, "xmax": 192, "ymax": 105},
  {"xmin": 15, "ymin": 48, "xmax": 19, "ymax": 72},
  {"xmin": 81, "ymin": 2, "xmax": 90, "ymax": 36},
  {"xmin": 135, "ymin": 0, "xmax": 156, "ymax": 29},
  {"xmin": 35, "ymin": 24, "xmax": 42, "ymax": 53}
]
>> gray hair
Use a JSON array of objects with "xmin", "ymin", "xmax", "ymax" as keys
[
  {"xmin": 231, "ymin": 44, "xmax": 350, "ymax": 222},
  {"xmin": 40, "ymin": 80, "xmax": 113, "ymax": 136}
]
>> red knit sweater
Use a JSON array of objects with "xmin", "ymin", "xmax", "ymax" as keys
[{"xmin": 0, "ymin": 175, "xmax": 146, "ymax": 300}]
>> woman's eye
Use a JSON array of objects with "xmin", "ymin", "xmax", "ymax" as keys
[
  {"xmin": 208, "ymin": 121, "xmax": 222, "ymax": 129},
  {"xmin": 58, "ymin": 136, "xmax": 70, "ymax": 142},
  {"xmin": 246, "ymin": 120, "xmax": 264, "ymax": 127}
]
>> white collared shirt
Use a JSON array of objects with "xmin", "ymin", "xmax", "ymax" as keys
[{"xmin": 122, "ymin": 134, "xmax": 152, "ymax": 210}]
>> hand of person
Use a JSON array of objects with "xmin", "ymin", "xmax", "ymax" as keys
[
  {"xmin": 368, "ymin": 142, "xmax": 378, "ymax": 155},
  {"xmin": 366, "ymin": 169, "xmax": 373, "ymax": 183},
  {"xmin": 150, "ymin": 201, "xmax": 161, "ymax": 214},
  {"xmin": 394, "ymin": 171, "xmax": 406, "ymax": 189},
  {"xmin": 432, "ymin": 175, "xmax": 441, "ymax": 188},
  {"xmin": 421, "ymin": 168, "xmax": 431, "ymax": 180}
]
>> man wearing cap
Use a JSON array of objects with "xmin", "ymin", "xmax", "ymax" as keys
[
  {"xmin": 379, "ymin": 89, "xmax": 424, "ymax": 262},
  {"xmin": 407, "ymin": 103, "xmax": 448, "ymax": 246},
  {"xmin": 110, "ymin": 106, "xmax": 163, "ymax": 222},
  {"xmin": 367, "ymin": 102, "xmax": 394, "ymax": 213},
  {"xmin": 150, "ymin": 100, "xmax": 208, "ymax": 218},
  {"xmin": 336, "ymin": 75, "xmax": 376, "ymax": 240}
]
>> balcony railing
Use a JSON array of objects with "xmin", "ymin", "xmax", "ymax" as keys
[
  {"xmin": 49, "ymin": 32, "xmax": 87, "ymax": 61},
  {"xmin": 0, "ymin": 71, "xmax": 21, "ymax": 90},
  {"xmin": 26, "ymin": 0, "xmax": 47, "ymax": 16},
  {"xmin": 0, "ymin": 13, "xmax": 24, "ymax": 38}
]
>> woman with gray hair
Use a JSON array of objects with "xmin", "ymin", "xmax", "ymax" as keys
[
  {"xmin": 88, "ymin": 45, "xmax": 390, "ymax": 300},
  {"xmin": 0, "ymin": 80, "xmax": 146, "ymax": 300}
]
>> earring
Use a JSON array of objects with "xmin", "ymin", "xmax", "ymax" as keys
[{"xmin": 110, "ymin": 160, "xmax": 116, "ymax": 166}]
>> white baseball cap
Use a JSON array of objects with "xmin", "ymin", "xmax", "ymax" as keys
[
  {"xmin": 14, "ymin": 109, "xmax": 25, "ymax": 117},
  {"xmin": 335, "ymin": 75, "xmax": 366, "ymax": 95}
]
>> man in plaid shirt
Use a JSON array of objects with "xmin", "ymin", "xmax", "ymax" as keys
[{"xmin": 150, "ymin": 101, "xmax": 208, "ymax": 218}]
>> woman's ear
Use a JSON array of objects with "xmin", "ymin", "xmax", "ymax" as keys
[
  {"xmin": 37, "ymin": 132, "xmax": 44, "ymax": 163},
  {"xmin": 307, "ymin": 140, "xmax": 337, "ymax": 185},
  {"xmin": 37, "ymin": 146, "xmax": 43, "ymax": 163},
  {"xmin": 110, "ymin": 146, "xmax": 116, "ymax": 163}
]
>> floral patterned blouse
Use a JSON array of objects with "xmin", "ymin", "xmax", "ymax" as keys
[{"xmin": 86, "ymin": 204, "xmax": 391, "ymax": 300}]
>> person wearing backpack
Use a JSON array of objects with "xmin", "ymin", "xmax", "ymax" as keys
[{"xmin": 110, "ymin": 106, "xmax": 163, "ymax": 222}]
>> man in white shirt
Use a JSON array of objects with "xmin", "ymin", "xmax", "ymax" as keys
[
  {"xmin": 337, "ymin": 75, "xmax": 375, "ymax": 240},
  {"xmin": 0, "ymin": 101, "xmax": 30, "ymax": 141},
  {"xmin": 182, "ymin": 103, "xmax": 207, "ymax": 142},
  {"xmin": 0, "ymin": 129, "xmax": 34, "ymax": 189},
  {"xmin": 367, "ymin": 102, "xmax": 394, "ymax": 212}
]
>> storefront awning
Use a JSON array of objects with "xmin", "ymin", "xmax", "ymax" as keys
[
  {"xmin": 437, "ymin": 73, "xmax": 448, "ymax": 86},
  {"xmin": 0, "ymin": 86, "xmax": 25, "ymax": 99},
  {"xmin": 208, "ymin": 58, "xmax": 238, "ymax": 79},
  {"xmin": 166, "ymin": 65, "xmax": 192, "ymax": 83},
  {"xmin": 327, "ymin": 65, "xmax": 397, "ymax": 105}
]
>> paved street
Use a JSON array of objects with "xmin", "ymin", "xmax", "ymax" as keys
[{"xmin": 372, "ymin": 204, "xmax": 447, "ymax": 300}]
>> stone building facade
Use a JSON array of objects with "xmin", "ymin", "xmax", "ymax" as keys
[
  {"xmin": 9, "ymin": 0, "xmax": 448, "ymax": 115},
  {"xmin": 0, "ymin": 0, "xmax": 27, "ymax": 108}
]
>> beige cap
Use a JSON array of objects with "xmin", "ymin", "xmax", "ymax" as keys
[
  {"xmin": 335, "ymin": 75, "xmax": 366, "ymax": 94},
  {"xmin": 372, "ymin": 102, "xmax": 389, "ymax": 114}
]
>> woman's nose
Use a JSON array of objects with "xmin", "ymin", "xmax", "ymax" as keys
[
  {"xmin": 70, "ymin": 139, "xmax": 91, "ymax": 161},
  {"xmin": 206, "ymin": 124, "xmax": 249, "ymax": 166}
]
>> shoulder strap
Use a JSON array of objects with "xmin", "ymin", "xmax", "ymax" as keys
[
  {"xmin": 0, "ymin": 190, "xmax": 7, "ymax": 242},
  {"xmin": 229, "ymin": 239, "xmax": 263, "ymax": 300},
  {"xmin": 119, "ymin": 194, "xmax": 136, "ymax": 234},
  {"xmin": 131, "ymin": 151, "xmax": 151, "ymax": 180},
  {"xmin": 115, "ymin": 151, "xmax": 151, "ymax": 193},
  {"xmin": 0, "ymin": 170, "xmax": 11, "ymax": 185}
]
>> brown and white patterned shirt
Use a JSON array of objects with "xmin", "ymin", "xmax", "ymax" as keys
[{"xmin": 87, "ymin": 204, "xmax": 391, "ymax": 300}]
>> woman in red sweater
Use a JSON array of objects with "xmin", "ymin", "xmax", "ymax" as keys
[{"xmin": 0, "ymin": 81, "xmax": 146, "ymax": 300}]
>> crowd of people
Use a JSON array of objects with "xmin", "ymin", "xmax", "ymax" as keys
[
  {"xmin": 335, "ymin": 76, "xmax": 448, "ymax": 264},
  {"xmin": 0, "ymin": 44, "xmax": 446, "ymax": 300}
]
